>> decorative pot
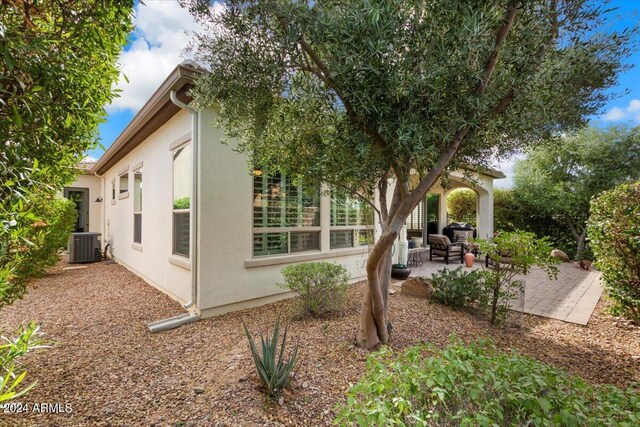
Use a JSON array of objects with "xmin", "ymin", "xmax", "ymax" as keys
[
  {"xmin": 464, "ymin": 252, "xmax": 475, "ymax": 268},
  {"xmin": 391, "ymin": 266, "xmax": 411, "ymax": 280}
]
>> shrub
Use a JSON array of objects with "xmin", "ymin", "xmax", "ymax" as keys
[
  {"xmin": 430, "ymin": 267, "xmax": 483, "ymax": 307},
  {"xmin": 279, "ymin": 262, "xmax": 350, "ymax": 317},
  {"xmin": 335, "ymin": 339, "xmax": 640, "ymax": 426},
  {"xmin": 0, "ymin": 322, "xmax": 48, "ymax": 402},
  {"xmin": 242, "ymin": 317, "xmax": 299, "ymax": 398},
  {"xmin": 588, "ymin": 182, "xmax": 640, "ymax": 321},
  {"xmin": 1, "ymin": 194, "xmax": 76, "ymax": 309},
  {"xmin": 173, "ymin": 197, "xmax": 190, "ymax": 209},
  {"xmin": 478, "ymin": 231, "xmax": 559, "ymax": 325}
]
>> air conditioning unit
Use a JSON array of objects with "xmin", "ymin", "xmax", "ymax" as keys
[{"xmin": 68, "ymin": 232, "xmax": 102, "ymax": 263}]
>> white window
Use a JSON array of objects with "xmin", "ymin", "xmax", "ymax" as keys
[
  {"xmin": 119, "ymin": 170, "xmax": 129, "ymax": 196},
  {"xmin": 252, "ymin": 171, "xmax": 320, "ymax": 257},
  {"xmin": 330, "ymin": 190, "xmax": 374, "ymax": 249},
  {"xmin": 133, "ymin": 168, "xmax": 142, "ymax": 244},
  {"xmin": 111, "ymin": 179, "xmax": 116, "ymax": 203},
  {"xmin": 172, "ymin": 144, "xmax": 191, "ymax": 257}
]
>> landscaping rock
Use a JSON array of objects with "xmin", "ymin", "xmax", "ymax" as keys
[
  {"xmin": 400, "ymin": 277, "xmax": 434, "ymax": 299},
  {"xmin": 551, "ymin": 249, "xmax": 571, "ymax": 262}
]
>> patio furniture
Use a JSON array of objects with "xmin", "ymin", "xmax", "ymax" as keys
[
  {"xmin": 443, "ymin": 222, "xmax": 476, "ymax": 241},
  {"xmin": 407, "ymin": 247, "xmax": 429, "ymax": 267},
  {"xmin": 485, "ymin": 252, "xmax": 515, "ymax": 269},
  {"xmin": 428, "ymin": 234, "xmax": 464, "ymax": 264}
]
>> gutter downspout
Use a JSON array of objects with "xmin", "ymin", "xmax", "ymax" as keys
[
  {"xmin": 147, "ymin": 90, "xmax": 200, "ymax": 333},
  {"xmin": 94, "ymin": 172, "xmax": 107, "ymax": 253}
]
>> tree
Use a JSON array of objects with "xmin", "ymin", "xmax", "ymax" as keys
[
  {"xmin": 588, "ymin": 181, "xmax": 640, "ymax": 321},
  {"xmin": 1, "ymin": 0, "xmax": 133, "ymax": 400},
  {"xmin": 447, "ymin": 189, "xmax": 476, "ymax": 225},
  {"xmin": 513, "ymin": 126, "xmax": 640, "ymax": 259},
  {"xmin": 183, "ymin": 0, "xmax": 634, "ymax": 348},
  {"xmin": 1, "ymin": 0, "xmax": 134, "ymax": 304}
]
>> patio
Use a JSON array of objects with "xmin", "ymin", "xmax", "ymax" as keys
[{"xmin": 410, "ymin": 259, "xmax": 604, "ymax": 325}]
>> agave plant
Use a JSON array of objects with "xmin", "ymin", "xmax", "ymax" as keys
[{"xmin": 242, "ymin": 316, "xmax": 299, "ymax": 398}]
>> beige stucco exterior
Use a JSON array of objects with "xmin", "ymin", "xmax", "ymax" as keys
[
  {"xmin": 99, "ymin": 110, "xmax": 193, "ymax": 304},
  {"xmin": 66, "ymin": 64, "xmax": 501, "ymax": 319}
]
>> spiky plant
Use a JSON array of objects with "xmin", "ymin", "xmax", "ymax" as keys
[{"xmin": 242, "ymin": 316, "xmax": 299, "ymax": 398}]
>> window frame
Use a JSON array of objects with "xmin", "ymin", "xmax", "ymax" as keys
[
  {"xmin": 132, "ymin": 164, "xmax": 143, "ymax": 245},
  {"xmin": 329, "ymin": 190, "xmax": 374, "ymax": 250},
  {"xmin": 118, "ymin": 167, "xmax": 129, "ymax": 199},
  {"xmin": 252, "ymin": 171, "xmax": 321, "ymax": 258},
  {"xmin": 171, "ymin": 141, "xmax": 191, "ymax": 259}
]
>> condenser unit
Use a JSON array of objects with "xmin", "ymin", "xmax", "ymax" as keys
[{"xmin": 68, "ymin": 232, "xmax": 102, "ymax": 263}]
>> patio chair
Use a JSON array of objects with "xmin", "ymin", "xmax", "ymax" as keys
[
  {"xmin": 485, "ymin": 252, "xmax": 515, "ymax": 269},
  {"xmin": 428, "ymin": 234, "xmax": 464, "ymax": 265}
]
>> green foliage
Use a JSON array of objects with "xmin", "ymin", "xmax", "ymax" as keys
[
  {"xmin": 242, "ymin": 317, "xmax": 299, "ymax": 398},
  {"xmin": 184, "ymin": 0, "xmax": 634, "ymax": 197},
  {"xmin": 478, "ymin": 231, "xmax": 559, "ymax": 324},
  {"xmin": 1, "ymin": 1, "xmax": 133, "ymax": 308},
  {"xmin": 279, "ymin": 262, "xmax": 350, "ymax": 317},
  {"xmin": 173, "ymin": 197, "xmax": 191, "ymax": 210},
  {"xmin": 431, "ymin": 267, "xmax": 484, "ymax": 308},
  {"xmin": 588, "ymin": 182, "xmax": 640, "ymax": 321},
  {"xmin": 493, "ymin": 189, "xmax": 527, "ymax": 233},
  {"xmin": 446, "ymin": 189, "xmax": 476, "ymax": 226},
  {"xmin": 513, "ymin": 126, "xmax": 640, "ymax": 259},
  {"xmin": 335, "ymin": 338, "xmax": 640, "ymax": 426},
  {"xmin": 1, "ymin": 195, "xmax": 76, "ymax": 309},
  {"xmin": 0, "ymin": 322, "xmax": 48, "ymax": 402}
]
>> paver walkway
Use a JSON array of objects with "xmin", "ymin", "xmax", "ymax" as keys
[{"xmin": 411, "ymin": 259, "xmax": 603, "ymax": 325}]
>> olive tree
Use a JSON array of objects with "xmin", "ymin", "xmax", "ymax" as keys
[{"xmin": 183, "ymin": 0, "xmax": 634, "ymax": 348}]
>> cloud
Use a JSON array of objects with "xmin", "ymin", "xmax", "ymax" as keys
[
  {"xmin": 106, "ymin": 1, "xmax": 202, "ymax": 113},
  {"xmin": 601, "ymin": 99, "xmax": 640, "ymax": 122},
  {"xmin": 492, "ymin": 155, "xmax": 524, "ymax": 189}
]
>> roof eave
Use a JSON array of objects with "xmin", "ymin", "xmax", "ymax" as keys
[{"xmin": 91, "ymin": 64, "xmax": 203, "ymax": 175}]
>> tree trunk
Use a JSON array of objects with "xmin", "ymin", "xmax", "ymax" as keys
[{"xmin": 576, "ymin": 227, "xmax": 588, "ymax": 260}]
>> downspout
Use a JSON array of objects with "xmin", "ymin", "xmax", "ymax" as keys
[
  {"xmin": 147, "ymin": 90, "xmax": 200, "ymax": 333},
  {"xmin": 94, "ymin": 172, "xmax": 107, "ymax": 253}
]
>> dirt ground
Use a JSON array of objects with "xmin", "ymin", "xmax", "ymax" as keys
[{"xmin": 0, "ymin": 260, "xmax": 638, "ymax": 426}]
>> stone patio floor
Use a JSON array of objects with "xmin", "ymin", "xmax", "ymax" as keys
[{"xmin": 410, "ymin": 258, "xmax": 603, "ymax": 325}]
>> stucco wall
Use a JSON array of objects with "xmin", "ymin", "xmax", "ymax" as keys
[
  {"xmin": 196, "ymin": 109, "xmax": 370, "ymax": 317},
  {"xmin": 101, "ymin": 109, "xmax": 193, "ymax": 303}
]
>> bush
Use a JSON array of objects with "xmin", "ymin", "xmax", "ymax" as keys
[
  {"xmin": 0, "ymin": 322, "xmax": 48, "ymax": 402},
  {"xmin": 335, "ymin": 339, "xmax": 640, "ymax": 426},
  {"xmin": 1, "ymin": 194, "xmax": 76, "ymax": 309},
  {"xmin": 173, "ymin": 197, "xmax": 190, "ymax": 209},
  {"xmin": 242, "ymin": 317, "xmax": 298, "ymax": 398},
  {"xmin": 430, "ymin": 267, "xmax": 483, "ymax": 307},
  {"xmin": 279, "ymin": 262, "xmax": 350, "ymax": 317},
  {"xmin": 588, "ymin": 182, "xmax": 640, "ymax": 321},
  {"xmin": 478, "ymin": 231, "xmax": 558, "ymax": 324}
]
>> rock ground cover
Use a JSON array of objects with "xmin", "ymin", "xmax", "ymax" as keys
[{"xmin": 0, "ymin": 260, "xmax": 638, "ymax": 426}]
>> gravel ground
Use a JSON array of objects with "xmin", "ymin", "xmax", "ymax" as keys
[{"xmin": 0, "ymin": 260, "xmax": 638, "ymax": 426}]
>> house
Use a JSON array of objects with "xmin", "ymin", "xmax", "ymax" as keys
[{"xmin": 65, "ymin": 62, "xmax": 504, "ymax": 326}]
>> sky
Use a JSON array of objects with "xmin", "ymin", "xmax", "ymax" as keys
[{"xmin": 92, "ymin": 0, "xmax": 640, "ymax": 188}]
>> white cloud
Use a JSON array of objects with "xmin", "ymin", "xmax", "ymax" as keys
[
  {"xmin": 106, "ymin": 1, "xmax": 203, "ymax": 113},
  {"xmin": 602, "ymin": 106, "xmax": 626, "ymax": 121},
  {"xmin": 601, "ymin": 99, "xmax": 640, "ymax": 122},
  {"xmin": 628, "ymin": 99, "xmax": 640, "ymax": 113},
  {"xmin": 492, "ymin": 155, "xmax": 523, "ymax": 189}
]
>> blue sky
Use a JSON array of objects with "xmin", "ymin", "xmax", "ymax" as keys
[{"xmin": 92, "ymin": 1, "xmax": 640, "ymax": 186}]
